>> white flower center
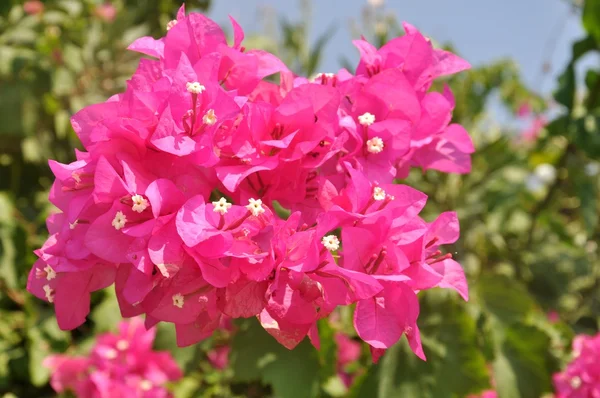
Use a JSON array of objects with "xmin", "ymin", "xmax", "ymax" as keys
[
  {"xmin": 131, "ymin": 194, "xmax": 149, "ymax": 213},
  {"xmin": 373, "ymin": 187, "xmax": 386, "ymax": 201},
  {"xmin": 112, "ymin": 211, "xmax": 127, "ymax": 230},
  {"xmin": 43, "ymin": 284, "xmax": 55, "ymax": 303},
  {"xmin": 203, "ymin": 109, "xmax": 217, "ymax": 126},
  {"xmin": 104, "ymin": 348, "xmax": 118, "ymax": 359},
  {"xmin": 166, "ymin": 20, "xmax": 178, "ymax": 31},
  {"xmin": 358, "ymin": 112, "xmax": 376, "ymax": 127},
  {"xmin": 116, "ymin": 340, "xmax": 129, "ymax": 351},
  {"xmin": 570, "ymin": 376, "xmax": 582, "ymax": 389},
  {"xmin": 312, "ymin": 72, "xmax": 335, "ymax": 82},
  {"xmin": 246, "ymin": 198, "xmax": 266, "ymax": 217},
  {"xmin": 186, "ymin": 81, "xmax": 206, "ymax": 95},
  {"xmin": 212, "ymin": 197, "xmax": 232, "ymax": 215},
  {"xmin": 140, "ymin": 380, "xmax": 153, "ymax": 391},
  {"xmin": 44, "ymin": 265, "xmax": 57, "ymax": 281},
  {"xmin": 172, "ymin": 293, "xmax": 184, "ymax": 308},
  {"xmin": 321, "ymin": 235, "xmax": 340, "ymax": 251},
  {"xmin": 366, "ymin": 137, "xmax": 384, "ymax": 153}
]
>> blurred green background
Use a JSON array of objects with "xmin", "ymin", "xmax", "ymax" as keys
[{"xmin": 0, "ymin": 0, "xmax": 598, "ymax": 397}]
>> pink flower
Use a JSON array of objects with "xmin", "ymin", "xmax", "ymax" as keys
[
  {"xmin": 517, "ymin": 102, "xmax": 532, "ymax": 118},
  {"xmin": 95, "ymin": 3, "xmax": 117, "ymax": 23},
  {"xmin": 522, "ymin": 116, "xmax": 546, "ymax": 142},
  {"xmin": 45, "ymin": 318, "xmax": 182, "ymax": 398},
  {"xmin": 468, "ymin": 391, "xmax": 498, "ymax": 398},
  {"xmin": 335, "ymin": 332, "xmax": 362, "ymax": 387},
  {"xmin": 23, "ymin": 0, "xmax": 44, "ymax": 15},
  {"xmin": 548, "ymin": 310, "xmax": 560, "ymax": 324},
  {"xmin": 27, "ymin": 4, "xmax": 472, "ymax": 361},
  {"xmin": 553, "ymin": 333, "xmax": 600, "ymax": 397},
  {"xmin": 207, "ymin": 346, "xmax": 230, "ymax": 369}
]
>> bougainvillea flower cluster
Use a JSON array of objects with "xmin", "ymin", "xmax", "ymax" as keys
[
  {"xmin": 27, "ymin": 4, "xmax": 473, "ymax": 361},
  {"xmin": 44, "ymin": 318, "xmax": 182, "ymax": 397},
  {"xmin": 553, "ymin": 333, "xmax": 600, "ymax": 397}
]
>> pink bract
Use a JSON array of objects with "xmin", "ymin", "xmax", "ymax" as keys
[
  {"xmin": 44, "ymin": 318, "xmax": 182, "ymax": 398},
  {"xmin": 553, "ymin": 333, "xmax": 600, "ymax": 397},
  {"xmin": 27, "ymin": 3, "xmax": 473, "ymax": 362}
]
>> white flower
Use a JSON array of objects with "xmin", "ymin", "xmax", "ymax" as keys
[
  {"xmin": 373, "ymin": 186, "xmax": 386, "ymax": 201},
  {"xmin": 112, "ymin": 211, "xmax": 127, "ymax": 230},
  {"xmin": 311, "ymin": 72, "xmax": 334, "ymax": 82},
  {"xmin": 43, "ymin": 285, "xmax": 55, "ymax": 303},
  {"xmin": 585, "ymin": 162, "xmax": 600, "ymax": 177},
  {"xmin": 104, "ymin": 349, "xmax": 118, "ymax": 360},
  {"xmin": 246, "ymin": 198, "xmax": 266, "ymax": 217},
  {"xmin": 202, "ymin": 109, "xmax": 217, "ymax": 126},
  {"xmin": 116, "ymin": 340, "xmax": 129, "ymax": 351},
  {"xmin": 139, "ymin": 380, "xmax": 153, "ymax": 391},
  {"xmin": 172, "ymin": 293, "xmax": 184, "ymax": 308},
  {"xmin": 166, "ymin": 20, "xmax": 178, "ymax": 31},
  {"xmin": 212, "ymin": 197, "xmax": 232, "ymax": 215},
  {"xmin": 366, "ymin": 137, "xmax": 384, "ymax": 153},
  {"xmin": 321, "ymin": 235, "xmax": 340, "ymax": 251},
  {"xmin": 570, "ymin": 376, "xmax": 582, "ymax": 389},
  {"xmin": 186, "ymin": 81, "xmax": 205, "ymax": 95},
  {"xmin": 534, "ymin": 163, "xmax": 556, "ymax": 184},
  {"xmin": 358, "ymin": 112, "xmax": 376, "ymax": 127},
  {"xmin": 131, "ymin": 194, "xmax": 149, "ymax": 213},
  {"xmin": 44, "ymin": 265, "xmax": 56, "ymax": 281}
]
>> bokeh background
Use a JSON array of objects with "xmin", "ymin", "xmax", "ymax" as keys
[{"xmin": 0, "ymin": 0, "xmax": 598, "ymax": 397}]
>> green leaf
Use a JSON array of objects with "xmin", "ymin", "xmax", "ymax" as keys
[
  {"xmin": 554, "ymin": 63, "xmax": 575, "ymax": 110},
  {"xmin": 153, "ymin": 323, "xmax": 198, "ymax": 371},
  {"xmin": 230, "ymin": 318, "xmax": 320, "ymax": 398},
  {"xmin": 583, "ymin": 0, "xmax": 600, "ymax": 42},
  {"xmin": 493, "ymin": 324, "xmax": 556, "ymax": 398},
  {"xmin": 90, "ymin": 289, "xmax": 120, "ymax": 332},
  {"xmin": 27, "ymin": 327, "xmax": 50, "ymax": 386},
  {"xmin": 475, "ymin": 274, "xmax": 536, "ymax": 325}
]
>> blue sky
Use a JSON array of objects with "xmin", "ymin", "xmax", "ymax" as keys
[{"xmin": 207, "ymin": 0, "xmax": 590, "ymax": 96}]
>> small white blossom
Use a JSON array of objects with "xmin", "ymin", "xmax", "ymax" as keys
[
  {"xmin": 131, "ymin": 194, "xmax": 149, "ymax": 213},
  {"xmin": 358, "ymin": 112, "xmax": 376, "ymax": 126},
  {"xmin": 321, "ymin": 235, "xmax": 340, "ymax": 251},
  {"xmin": 585, "ymin": 162, "xmax": 600, "ymax": 177},
  {"xmin": 166, "ymin": 20, "xmax": 178, "ymax": 31},
  {"xmin": 203, "ymin": 109, "xmax": 217, "ymax": 125},
  {"xmin": 186, "ymin": 81, "xmax": 206, "ymax": 95},
  {"xmin": 212, "ymin": 197, "xmax": 232, "ymax": 215},
  {"xmin": 366, "ymin": 137, "xmax": 384, "ymax": 153},
  {"xmin": 246, "ymin": 198, "xmax": 266, "ymax": 217},
  {"xmin": 373, "ymin": 186, "xmax": 386, "ymax": 201},
  {"xmin": 104, "ymin": 349, "xmax": 118, "ymax": 360},
  {"xmin": 311, "ymin": 72, "xmax": 334, "ymax": 82},
  {"xmin": 116, "ymin": 340, "xmax": 129, "ymax": 351},
  {"xmin": 112, "ymin": 211, "xmax": 127, "ymax": 230},
  {"xmin": 534, "ymin": 163, "xmax": 556, "ymax": 184},
  {"xmin": 570, "ymin": 376, "xmax": 582, "ymax": 389},
  {"xmin": 172, "ymin": 293, "xmax": 184, "ymax": 308},
  {"xmin": 44, "ymin": 265, "xmax": 56, "ymax": 281},
  {"xmin": 140, "ymin": 380, "xmax": 153, "ymax": 391},
  {"xmin": 43, "ymin": 285, "xmax": 55, "ymax": 303}
]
